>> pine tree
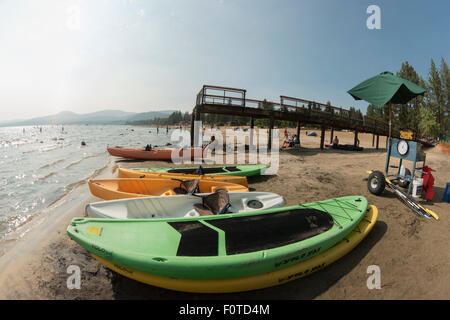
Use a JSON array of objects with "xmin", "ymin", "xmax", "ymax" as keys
[
  {"xmin": 427, "ymin": 58, "xmax": 444, "ymax": 134},
  {"xmin": 395, "ymin": 61, "xmax": 426, "ymax": 133},
  {"xmin": 440, "ymin": 57, "xmax": 450, "ymax": 132}
]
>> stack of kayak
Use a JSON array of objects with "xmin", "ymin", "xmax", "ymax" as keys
[{"xmin": 68, "ymin": 163, "xmax": 378, "ymax": 293}]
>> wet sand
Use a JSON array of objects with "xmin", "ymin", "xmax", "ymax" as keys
[{"xmin": 0, "ymin": 129, "xmax": 449, "ymax": 299}]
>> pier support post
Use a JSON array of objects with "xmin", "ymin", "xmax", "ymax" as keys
[
  {"xmin": 372, "ymin": 134, "xmax": 375, "ymax": 147},
  {"xmin": 376, "ymin": 135, "xmax": 379, "ymax": 150},
  {"xmin": 268, "ymin": 116, "xmax": 274, "ymax": 150},
  {"xmin": 250, "ymin": 117, "xmax": 254, "ymax": 147},
  {"xmin": 190, "ymin": 109, "xmax": 195, "ymax": 147},
  {"xmin": 330, "ymin": 127, "xmax": 334, "ymax": 144},
  {"xmin": 320, "ymin": 125, "xmax": 325, "ymax": 150},
  {"xmin": 190, "ymin": 107, "xmax": 201, "ymax": 147}
]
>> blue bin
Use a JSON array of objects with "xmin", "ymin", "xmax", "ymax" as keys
[{"xmin": 443, "ymin": 183, "xmax": 450, "ymax": 202}]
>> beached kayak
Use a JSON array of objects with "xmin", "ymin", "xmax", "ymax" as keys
[
  {"xmin": 67, "ymin": 195, "xmax": 367, "ymax": 280},
  {"xmin": 126, "ymin": 164, "xmax": 269, "ymax": 177},
  {"xmin": 88, "ymin": 178, "xmax": 248, "ymax": 200},
  {"xmin": 107, "ymin": 146, "xmax": 202, "ymax": 160},
  {"xmin": 118, "ymin": 168, "xmax": 248, "ymax": 187},
  {"xmin": 86, "ymin": 191, "xmax": 285, "ymax": 219},
  {"xmin": 90, "ymin": 205, "xmax": 377, "ymax": 293}
]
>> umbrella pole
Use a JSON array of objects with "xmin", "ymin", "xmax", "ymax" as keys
[{"xmin": 388, "ymin": 100, "xmax": 392, "ymax": 139}]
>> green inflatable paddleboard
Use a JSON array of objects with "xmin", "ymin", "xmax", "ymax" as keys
[{"xmin": 67, "ymin": 196, "xmax": 367, "ymax": 280}]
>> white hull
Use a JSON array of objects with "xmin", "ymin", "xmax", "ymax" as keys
[{"xmin": 86, "ymin": 192, "xmax": 285, "ymax": 219}]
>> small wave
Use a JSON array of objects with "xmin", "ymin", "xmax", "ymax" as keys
[
  {"xmin": 0, "ymin": 214, "xmax": 33, "ymax": 237},
  {"xmin": 37, "ymin": 171, "xmax": 57, "ymax": 181},
  {"xmin": 40, "ymin": 144, "xmax": 64, "ymax": 153},
  {"xmin": 22, "ymin": 143, "xmax": 64, "ymax": 155},
  {"xmin": 87, "ymin": 161, "xmax": 111, "ymax": 180},
  {"xmin": 39, "ymin": 159, "xmax": 65, "ymax": 170},
  {"xmin": 63, "ymin": 152, "xmax": 106, "ymax": 169},
  {"xmin": 46, "ymin": 161, "xmax": 110, "ymax": 207}
]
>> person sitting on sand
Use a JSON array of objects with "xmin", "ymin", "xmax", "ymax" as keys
[
  {"xmin": 332, "ymin": 136, "xmax": 339, "ymax": 145},
  {"xmin": 291, "ymin": 134, "xmax": 299, "ymax": 147}
]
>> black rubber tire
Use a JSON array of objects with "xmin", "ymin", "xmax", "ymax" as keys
[
  {"xmin": 398, "ymin": 168, "xmax": 411, "ymax": 188},
  {"xmin": 368, "ymin": 171, "xmax": 386, "ymax": 195}
]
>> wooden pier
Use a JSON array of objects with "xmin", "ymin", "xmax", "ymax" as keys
[{"xmin": 190, "ymin": 85, "xmax": 433, "ymax": 149}]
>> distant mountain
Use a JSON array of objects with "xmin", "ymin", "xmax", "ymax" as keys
[
  {"xmin": 0, "ymin": 109, "xmax": 177, "ymax": 127},
  {"xmin": 125, "ymin": 110, "xmax": 178, "ymax": 123}
]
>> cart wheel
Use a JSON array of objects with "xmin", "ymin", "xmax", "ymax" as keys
[
  {"xmin": 398, "ymin": 168, "xmax": 411, "ymax": 188},
  {"xmin": 368, "ymin": 170, "xmax": 386, "ymax": 195}
]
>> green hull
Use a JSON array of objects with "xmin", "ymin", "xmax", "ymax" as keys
[
  {"xmin": 130, "ymin": 164, "xmax": 269, "ymax": 177},
  {"xmin": 67, "ymin": 196, "xmax": 367, "ymax": 280}
]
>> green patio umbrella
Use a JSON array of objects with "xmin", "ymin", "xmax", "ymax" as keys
[{"xmin": 347, "ymin": 71, "xmax": 426, "ymax": 138}]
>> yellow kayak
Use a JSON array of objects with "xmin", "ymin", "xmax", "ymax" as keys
[
  {"xmin": 118, "ymin": 168, "xmax": 248, "ymax": 187},
  {"xmin": 88, "ymin": 178, "xmax": 249, "ymax": 200}
]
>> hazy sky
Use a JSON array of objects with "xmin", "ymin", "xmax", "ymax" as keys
[{"xmin": 0, "ymin": 0, "xmax": 448, "ymax": 121}]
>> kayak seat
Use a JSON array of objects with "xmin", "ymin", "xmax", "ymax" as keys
[
  {"xmin": 180, "ymin": 179, "xmax": 200, "ymax": 195},
  {"xmin": 174, "ymin": 188, "xmax": 187, "ymax": 195},
  {"xmin": 193, "ymin": 203, "xmax": 214, "ymax": 216},
  {"xmin": 195, "ymin": 165, "xmax": 204, "ymax": 175},
  {"xmin": 193, "ymin": 190, "xmax": 231, "ymax": 216}
]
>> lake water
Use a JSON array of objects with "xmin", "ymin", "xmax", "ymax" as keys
[{"xmin": 0, "ymin": 124, "xmax": 174, "ymax": 240}]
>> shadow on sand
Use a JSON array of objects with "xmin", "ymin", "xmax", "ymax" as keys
[
  {"xmin": 425, "ymin": 185, "xmax": 448, "ymax": 204},
  {"xmin": 280, "ymin": 147, "xmax": 388, "ymax": 157},
  {"xmin": 108, "ymin": 220, "xmax": 388, "ymax": 300}
]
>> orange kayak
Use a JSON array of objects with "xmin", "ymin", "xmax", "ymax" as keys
[
  {"xmin": 88, "ymin": 178, "xmax": 249, "ymax": 200},
  {"xmin": 107, "ymin": 147, "xmax": 203, "ymax": 161},
  {"xmin": 118, "ymin": 168, "xmax": 248, "ymax": 187}
]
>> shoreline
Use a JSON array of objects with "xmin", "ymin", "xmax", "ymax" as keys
[
  {"xmin": 0, "ymin": 161, "xmax": 117, "ymax": 299},
  {"xmin": 0, "ymin": 134, "xmax": 449, "ymax": 299}
]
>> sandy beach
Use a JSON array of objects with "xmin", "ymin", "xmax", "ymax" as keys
[{"xmin": 0, "ymin": 128, "xmax": 449, "ymax": 300}]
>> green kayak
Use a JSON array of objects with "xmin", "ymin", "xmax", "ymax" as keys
[
  {"xmin": 67, "ymin": 196, "xmax": 367, "ymax": 280},
  {"xmin": 128, "ymin": 164, "xmax": 269, "ymax": 177}
]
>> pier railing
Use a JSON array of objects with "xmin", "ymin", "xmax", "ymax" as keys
[{"xmin": 196, "ymin": 85, "xmax": 394, "ymax": 135}]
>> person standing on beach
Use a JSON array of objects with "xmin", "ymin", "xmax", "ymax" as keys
[{"xmin": 203, "ymin": 135, "xmax": 217, "ymax": 154}]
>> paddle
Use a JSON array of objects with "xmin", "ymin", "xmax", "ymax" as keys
[{"xmin": 385, "ymin": 178, "xmax": 438, "ymax": 220}]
